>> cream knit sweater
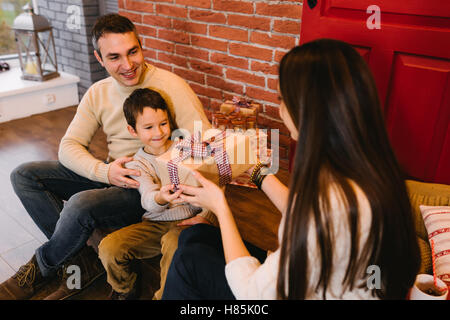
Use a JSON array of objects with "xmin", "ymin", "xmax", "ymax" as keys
[
  {"xmin": 225, "ymin": 181, "xmax": 378, "ymax": 300},
  {"xmin": 58, "ymin": 63, "xmax": 211, "ymax": 184}
]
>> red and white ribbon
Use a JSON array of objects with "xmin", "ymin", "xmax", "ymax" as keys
[{"xmin": 167, "ymin": 131, "xmax": 232, "ymax": 190}]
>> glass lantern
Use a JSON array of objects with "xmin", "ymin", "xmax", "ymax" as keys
[{"xmin": 12, "ymin": 3, "xmax": 59, "ymax": 81}]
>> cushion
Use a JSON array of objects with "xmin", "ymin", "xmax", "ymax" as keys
[
  {"xmin": 406, "ymin": 180, "xmax": 450, "ymax": 274},
  {"xmin": 419, "ymin": 205, "xmax": 450, "ymax": 287}
]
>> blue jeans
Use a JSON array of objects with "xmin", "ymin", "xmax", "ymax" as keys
[
  {"xmin": 10, "ymin": 161, "xmax": 145, "ymax": 277},
  {"xmin": 162, "ymin": 224, "xmax": 267, "ymax": 300}
]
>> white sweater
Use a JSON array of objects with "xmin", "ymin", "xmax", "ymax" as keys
[{"xmin": 225, "ymin": 182, "xmax": 379, "ymax": 300}]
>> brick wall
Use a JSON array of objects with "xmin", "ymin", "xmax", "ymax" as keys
[
  {"xmin": 119, "ymin": 0, "xmax": 303, "ymax": 169},
  {"xmin": 36, "ymin": 0, "xmax": 109, "ymax": 98}
]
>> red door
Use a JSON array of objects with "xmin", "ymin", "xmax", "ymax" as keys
[{"xmin": 298, "ymin": 0, "xmax": 450, "ymax": 184}]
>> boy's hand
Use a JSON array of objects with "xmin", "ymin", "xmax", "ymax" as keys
[
  {"xmin": 155, "ymin": 184, "xmax": 183, "ymax": 205},
  {"xmin": 108, "ymin": 157, "xmax": 140, "ymax": 189}
]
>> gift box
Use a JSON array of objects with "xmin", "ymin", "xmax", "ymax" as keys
[
  {"xmin": 155, "ymin": 129, "xmax": 258, "ymax": 189},
  {"xmin": 228, "ymin": 128, "xmax": 274, "ymax": 188},
  {"xmin": 230, "ymin": 148, "xmax": 273, "ymax": 188},
  {"xmin": 220, "ymin": 98, "xmax": 259, "ymax": 116},
  {"xmin": 213, "ymin": 96, "xmax": 260, "ymax": 131}
]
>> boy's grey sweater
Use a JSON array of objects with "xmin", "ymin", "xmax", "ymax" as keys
[{"xmin": 125, "ymin": 147, "xmax": 202, "ymax": 221}]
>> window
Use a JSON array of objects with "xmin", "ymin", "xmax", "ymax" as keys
[{"xmin": 0, "ymin": 0, "xmax": 32, "ymax": 57}]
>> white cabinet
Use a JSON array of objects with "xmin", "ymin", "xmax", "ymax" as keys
[{"xmin": 0, "ymin": 67, "xmax": 80, "ymax": 123}]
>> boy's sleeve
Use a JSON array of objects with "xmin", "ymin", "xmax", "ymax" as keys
[{"xmin": 125, "ymin": 160, "xmax": 168, "ymax": 213}]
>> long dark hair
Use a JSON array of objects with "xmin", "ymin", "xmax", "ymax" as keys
[{"xmin": 277, "ymin": 39, "xmax": 420, "ymax": 299}]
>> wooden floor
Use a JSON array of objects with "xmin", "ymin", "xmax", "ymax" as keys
[{"xmin": 0, "ymin": 106, "xmax": 289, "ymax": 300}]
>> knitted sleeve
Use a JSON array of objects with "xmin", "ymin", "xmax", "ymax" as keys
[
  {"xmin": 225, "ymin": 250, "xmax": 278, "ymax": 299},
  {"xmin": 58, "ymin": 86, "xmax": 110, "ymax": 184},
  {"xmin": 125, "ymin": 159, "xmax": 169, "ymax": 213}
]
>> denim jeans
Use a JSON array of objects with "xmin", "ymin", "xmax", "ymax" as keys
[
  {"xmin": 162, "ymin": 224, "xmax": 267, "ymax": 300},
  {"xmin": 10, "ymin": 161, "xmax": 145, "ymax": 277}
]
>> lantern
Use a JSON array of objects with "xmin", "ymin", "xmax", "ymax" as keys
[{"xmin": 13, "ymin": 3, "xmax": 59, "ymax": 81}]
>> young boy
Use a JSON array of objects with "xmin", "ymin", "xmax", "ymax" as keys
[{"xmin": 98, "ymin": 88, "xmax": 213, "ymax": 300}]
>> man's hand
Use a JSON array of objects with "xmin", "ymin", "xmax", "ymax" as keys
[{"xmin": 107, "ymin": 157, "xmax": 140, "ymax": 189}]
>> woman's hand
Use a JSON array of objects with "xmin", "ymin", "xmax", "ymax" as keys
[
  {"xmin": 178, "ymin": 171, "xmax": 228, "ymax": 215},
  {"xmin": 155, "ymin": 184, "xmax": 183, "ymax": 206}
]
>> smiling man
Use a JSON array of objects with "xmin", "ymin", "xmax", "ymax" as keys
[
  {"xmin": 0, "ymin": 14, "xmax": 213, "ymax": 301},
  {"xmin": 93, "ymin": 31, "xmax": 145, "ymax": 87}
]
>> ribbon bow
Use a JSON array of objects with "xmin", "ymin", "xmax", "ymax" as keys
[
  {"xmin": 231, "ymin": 96, "xmax": 252, "ymax": 113},
  {"xmin": 167, "ymin": 131, "xmax": 232, "ymax": 190}
]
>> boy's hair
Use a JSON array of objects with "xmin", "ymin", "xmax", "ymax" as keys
[
  {"xmin": 123, "ymin": 88, "xmax": 176, "ymax": 131},
  {"xmin": 91, "ymin": 13, "xmax": 141, "ymax": 58}
]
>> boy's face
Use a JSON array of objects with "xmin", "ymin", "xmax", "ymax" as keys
[
  {"xmin": 94, "ymin": 31, "xmax": 145, "ymax": 87},
  {"xmin": 128, "ymin": 108, "xmax": 172, "ymax": 155}
]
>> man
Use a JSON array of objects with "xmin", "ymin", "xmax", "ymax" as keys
[{"xmin": 0, "ymin": 13, "xmax": 213, "ymax": 300}]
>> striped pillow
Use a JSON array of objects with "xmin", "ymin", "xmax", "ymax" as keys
[{"xmin": 420, "ymin": 205, "xmax": 450, "ymax": 287}]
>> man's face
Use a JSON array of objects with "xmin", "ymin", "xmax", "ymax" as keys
[{"xmin": 94, "ymin": 31, "xmax": 145, "ymax": 87}]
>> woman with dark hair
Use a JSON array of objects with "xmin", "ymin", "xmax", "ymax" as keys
[{"xmin": 162, "ymin": 39, "xmax": 421, "ymax": 300}]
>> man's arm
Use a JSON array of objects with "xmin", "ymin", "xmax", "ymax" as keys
[
  {"xmin": 58, "ymin": 91, "xmax": 111, "ymax": 183},
  {"xmin": 58, "ymin": 89, "xmax": 140, "ymax": 186},
  {"xmin": 170, "ymin": 81, "xmax": 211, "ymax": 134},
  {"xmin": 151, "ymin": 69, "xmax": 212, "ymax": 136}
]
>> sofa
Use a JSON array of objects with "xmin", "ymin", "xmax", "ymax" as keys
[{"xmin": 406, "ymin": 179, "xmax": 450, "ymax": 275}]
